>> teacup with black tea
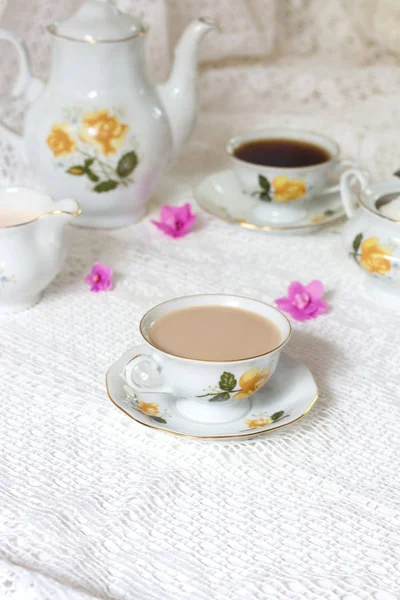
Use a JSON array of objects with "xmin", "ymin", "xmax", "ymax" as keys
[
  {"xmin": 233, "ymin": 138, "xmax": 331, "ymax": 169},
  {"xmin": 226, "ymin": 128, "xmax": 355, "ymax": 225}
]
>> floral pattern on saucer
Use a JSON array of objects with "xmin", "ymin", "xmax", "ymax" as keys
[
  {"xmin": 122, "ymin": 383, "xmax": 169, "ymax": 424},
  {"xmin": 197, "ymin": 368, "xmax": 271, "ymax": 402},
  {"xmin": 243, "ymin": 410, "xmax": 289, "ymax": 430},
  {"xmin": 310, "ymin": 209, "xmax": 335, "ymax": 223},
  {"xmin": 106, "ymin": 350, "xmax": 318, "ymax": 440}
]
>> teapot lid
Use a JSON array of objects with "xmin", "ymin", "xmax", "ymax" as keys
[{"xmin": 50, "ymin": 0, "xmax": 143, "ymax": 43}]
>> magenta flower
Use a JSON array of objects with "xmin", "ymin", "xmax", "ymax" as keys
[
  {"xmin": 84, "ymin": 263, "xmax": 113, "ymax": 293},
  {"xmin": 152, "ymin": 203, "xmax": 196, "ymax": 238},
  {"xmin": 275, "ymin": 280, "xmax": 328, "ymax": 321}
]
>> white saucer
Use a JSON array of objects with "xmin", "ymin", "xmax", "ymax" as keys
[
  {"xmin": 195, "ymin": 169, "xmax": 345, "ymax": 234},
  {"xmin": 106, "ymin": 351, "xmax": 318, "ymax": 440}
]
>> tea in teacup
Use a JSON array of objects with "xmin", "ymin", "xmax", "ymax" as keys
[
  {"xmin": 227, "ymin": 129, "xmax": 355, "ymax": 224},
  {"xmin": 148, "ymin": 305, "xmax": 282, "ymax": 361},
  {"xmin": 123, "ymin": 295, "xmax": 292, "ymax": 424},
  {"xmin": 233, "ymin": 138, "xmax": 331, "ymax": 168}
]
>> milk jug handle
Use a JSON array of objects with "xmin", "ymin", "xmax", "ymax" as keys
[{"xmin": 0, "ymin": 29, "xmax": 44, "ymax": 152}]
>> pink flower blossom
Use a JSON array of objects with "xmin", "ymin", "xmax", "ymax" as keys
[
  {"xmin": 152, "ymin": 203, "xmax": 196, "ymax": 238},
  {"xmin": 84, "ymin": 263, "xmax": 113, "ymax": 293},
  {"xmin": 275, "ymin": 280, "xmax": 328, "ymax": 321}
]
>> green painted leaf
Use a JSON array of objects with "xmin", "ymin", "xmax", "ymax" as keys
[
  {"xmin": 84, "ymin": 158, "xmax": 95, "ymax": 168},
  {"xmin": 149, "ymin": 415, "xmax": 167, "ymax": 424},
  {"xmin": 271, "ymin": 411, "xmax": 285, "ymax": 422},
  {"xmin": 219, "ymin": 372, "xmax": 237, "ymax": 392},
  {"xmin": 258, "ymin": 175, "xmax": 270, "ymax": 192},
  {"xmin": 67, "ymin": 166, "xmax": 85, "ymax": 176},
  {"xmin": 85, "ymin": 168, "xmax": 99, "ymax": 182},
  {"xmin": 324, "ymin": 209, "xmax": 335, "ymax": 216},
  {"xmin": 352, "ymin": 233, "xmax": 363, "ymax": 253},
  {"xmin": 209, "ymin": 392, "xmax": 231, "ymax": 402},
  {"xmin": 93, "ymin": 180, "xmax": 119, "ymax": 193},
  {"xmin": 260, "ymin": 191, "xmax": 272, "ymax": 202},
  {"xmin": 117, "ymin": 151, "xmax": 138, "ymax": 178}
]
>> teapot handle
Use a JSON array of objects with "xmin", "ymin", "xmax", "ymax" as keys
[
  {"xmin": 0, "ymin": 29, "xmax": 44, "ymax": 152},
  {"xmin": 340, "ymin": 168, "xmax": 369, "ymax": 218}
]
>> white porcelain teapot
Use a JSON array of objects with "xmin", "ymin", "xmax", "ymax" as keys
[
  {"xmin": 0, "ymin": 1, "xmax": 219, "ymax": 228},
  {"xmin": 0, "ymin": 187, "xmax": 80, "ymax": 312},
  {"xmin": 341, "ymin": 169, "xmax": 400, "ymax": 308}
]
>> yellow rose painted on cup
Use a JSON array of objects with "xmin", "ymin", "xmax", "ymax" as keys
[
  {"xmin": 197, "ymin": 367, "xmax": 271, "ymax": 402},
  {"xmin": 234, "ymin": 368, "xmax": 271, "ymax": 399},
  {"xmin": 350, "ymin": 233, "xmax": 392, "ymax": 276},
  {"xmin": 272, "ymin": 176, "xmax": 307, "ymax": 203},
  {"xmin": 46, "ymin": 123, "xmax": 76, "ymax": 157},
  {"xmin": 79, "ymin": 109, "xmax": 129, "ymax": 156},
  {"xmin": 254, "ymin": 174, "xmax": 307, "ymax": 203}
]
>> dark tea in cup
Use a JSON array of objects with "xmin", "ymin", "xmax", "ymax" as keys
[{"xmin": 233, "ymin": 138, "xmax": 331, "ymax": 168}]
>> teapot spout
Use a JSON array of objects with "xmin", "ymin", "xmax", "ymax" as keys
[{"xmin": 157, "ymin": 18, "xmax": 220, "ymax": 161}]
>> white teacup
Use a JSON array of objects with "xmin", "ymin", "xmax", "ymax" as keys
[
  {"xmin": 226, "ymin": 128, "xmax": 355, "ymax": 224},
  {"xmin": 123, "ymin": 294, "xmax": 291, "ymax": 424}
]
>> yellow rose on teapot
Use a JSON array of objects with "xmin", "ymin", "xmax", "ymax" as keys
[{"xmin": 0, "ymin": 1, "xmax": 219, "ymax": 228}]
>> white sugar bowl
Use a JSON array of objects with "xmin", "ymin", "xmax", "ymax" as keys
[{"xmin": 341, "ymin": 169, "xmax": 400, "ymax": 308}]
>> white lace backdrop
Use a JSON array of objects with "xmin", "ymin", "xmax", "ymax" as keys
[{"xmin": 0, "ymin": 1, "xmax": 400, "ymax": 599}]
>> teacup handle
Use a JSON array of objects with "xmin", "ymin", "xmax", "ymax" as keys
[
  {"xmin": 340, "ymin": 168, "xmax": 370, "ymax": 218},
  {"xmin": 320, "ymin": 158, "xmax": 359, "ymax": 196},
  {"xmin": 124, "ymin": 353, "xmax": 173, "ymax": 394}
]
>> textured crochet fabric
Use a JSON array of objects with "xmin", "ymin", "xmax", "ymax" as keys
[{"xmin": 0, "ymin": 1, "xmax": 400, "ymax": 600}]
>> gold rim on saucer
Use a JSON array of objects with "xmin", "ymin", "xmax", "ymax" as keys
[
  {"xmin": 195, "ymin": 195, "xmax": 346, "ymax": 232},
  {"xmin": 105, "ymin": 368, "xmax": 319, "ymax": 440},
  {"xmin": 194, "ymin": 170, "xmax": 346, "ymax": 232}
]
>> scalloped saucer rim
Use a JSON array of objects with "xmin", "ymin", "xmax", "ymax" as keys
[{"xmin": 106, "ymin": 349, "xmax": 319, "ymax": 440}]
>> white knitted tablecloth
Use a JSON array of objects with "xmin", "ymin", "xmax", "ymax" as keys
[{"xmin": 1, "ymin": 1, "xmax": 400, "ymax": 599}]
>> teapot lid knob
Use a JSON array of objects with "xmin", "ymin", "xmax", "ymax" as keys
[{"xmin": 49, "ymin": 0, "xmax": 144, "ymax": 43}]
